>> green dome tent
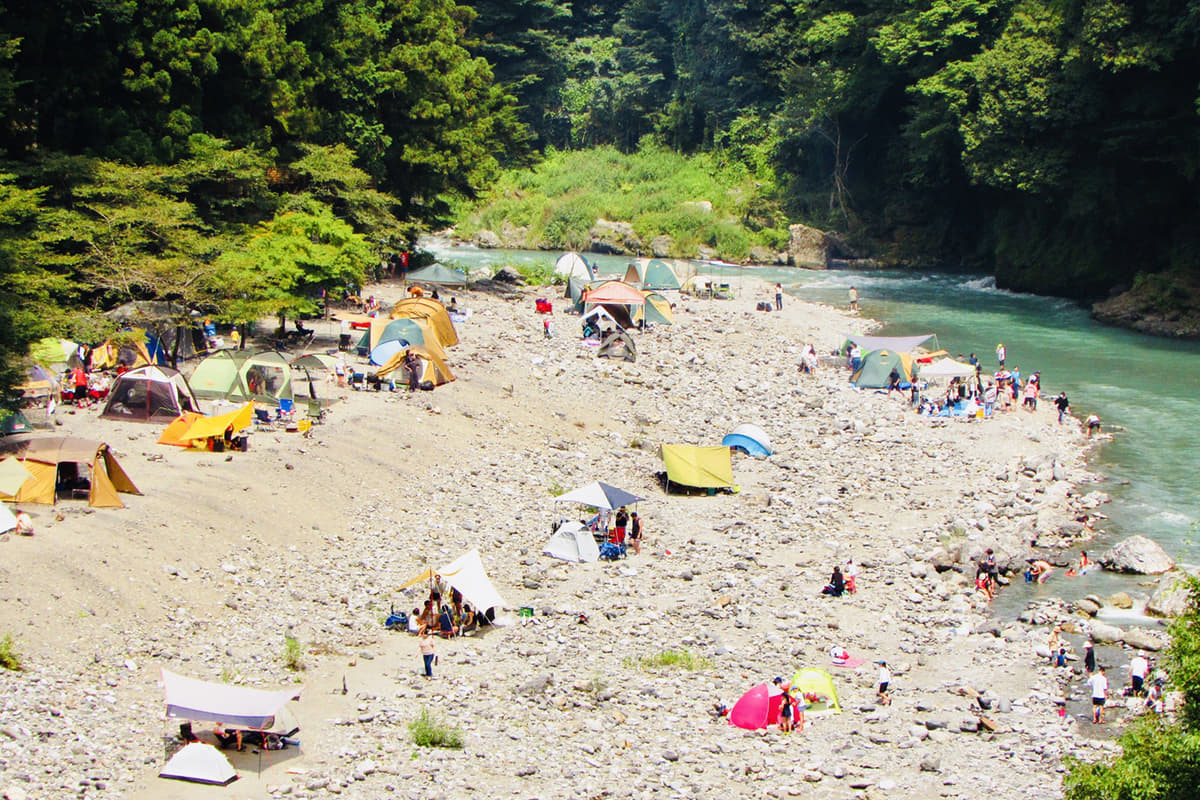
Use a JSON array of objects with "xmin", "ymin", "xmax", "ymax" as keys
[{"xmin": 851, "ymin": 349, "xmax": 915, "ymax": 389}]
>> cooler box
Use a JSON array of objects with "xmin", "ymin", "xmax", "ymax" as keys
[{"xmin": 535, "ymin": 299, "xmax": 553, "ymax": 313}]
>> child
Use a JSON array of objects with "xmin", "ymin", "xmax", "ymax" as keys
[
  {"xmin": 418, "ymin": 629, "xmax": 436, "ymax": 679},
  {"xmin": 877, "ymin": 660, "xmax": 892, "ymax": 706},
  {"xmin": 778, "ymin": 686, "xmax": 794, "ymax": 732}
]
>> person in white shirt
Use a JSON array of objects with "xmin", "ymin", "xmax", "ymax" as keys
[
  {"xmin": 1129, "ymin": 651, "xmax": 1150, "ymax": 696},
  {"xmin": 1088, "ymin": 667, "xmax": 1108, "ymax": 723},
  {"xmin": 876, "ymin": 660, "xmax": 892, "ymax": 705}
]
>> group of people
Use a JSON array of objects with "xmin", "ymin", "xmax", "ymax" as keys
[
  {"xmin": 821, "ymin": 559, "xmax": 858, "ymax": 597},
  {"xmin": 411, "ymin": 586, "xmax": 489, "ymax": 678},
  {"xmin": 1050, "ymin": 628, "xmax": 1161, "ymax": 724}
]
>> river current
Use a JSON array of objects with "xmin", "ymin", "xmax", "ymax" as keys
[{"xmin": 428, "ymin": 245, "xmax": 1200, "ymax": 618}]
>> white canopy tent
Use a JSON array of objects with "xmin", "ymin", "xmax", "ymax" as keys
[
  {"xmin": 402, "ymin": 549, "xmax": 508, "ymax": 615},
  {"xmin": 159, "ymin": 742, "xmax": 238, "ymax": 786},
  {"xmin": 162, "ymin": 669, "xmax": 301, "ymax": 729},
  {"xmin": 918, "ymin": 357, "xmax": 977, "ymax": 379},
  {"xmin": 544, "ymin": 520, "xmax": 601, "ymax": 563}
]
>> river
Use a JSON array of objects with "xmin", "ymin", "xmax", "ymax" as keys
[{"xmin": 428, "ymin": 245, "xmax": 1200, "ymax": 619}]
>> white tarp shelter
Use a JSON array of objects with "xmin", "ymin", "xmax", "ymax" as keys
[
  {"xmin": 544, "ymin": 520, "xmax": 600, "ymax": 563},
  {"xmin": 557, "ymin": 481, "xmax": 645, "ymax": 510},
  {"xmin": 844, "ymin": 333, "xmax": 938, "ymax": 353},
  {"xmin": 162, "ymin": 669, "xmax": 301, "ymax": 729},
  {"xmin": 403, "ymin": 549, "xmax": 508, "ymax": 613},
  {"xmin": 918, "ymin": 357, "xmax": 976, "ymax": 379},
  {"xmin": 159, "ymin": 742, "xmax": 238, "ymax": 785}
]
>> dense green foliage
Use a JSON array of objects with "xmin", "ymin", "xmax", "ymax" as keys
[{"xmin": 1064, "ymin": 577, "xmax": 1200, "ymax": 800}]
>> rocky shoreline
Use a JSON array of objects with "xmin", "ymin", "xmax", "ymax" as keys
[{"xmin": 0, "ymin": 279, "xmax": 1169, "ymax": 799}]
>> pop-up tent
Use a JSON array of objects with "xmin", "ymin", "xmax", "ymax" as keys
[
  {"xmin": 100, "ymin": 366, "xmax": 200, "ymax": 422},
  {"xmin": 402, "ymin": 549, "xmax": 507, "ymax": 616},
  {"xmin": 0, "ymin": 436, "xmax": 140, "ymax": 507},
  {"xmin": 851, "ymin": 349, "xmax": 915, "ymax": 389},
  {"xmin": 722, "ymin": 424, "xmax": 773, "ymax": 457},
  {"xmin": 189, "ymin": 350, "xmax": 294, "ymax": 405},
  {"xmin": 554, "ymin": 252, "xmax": 594, "ymax": 282},
  {"xmin": 660, "ymin": 444, "xmax": 734, "ymax": 491},
  {"xmin": 557, "ymin": 481, "xmax": 645, "ymax": 510},
  {"xmin": 543, "ymin": 520, "xmax": 601, "ymax": 563},
  {"xmin": 788, "ymin": 668, "xmax": 841, "ymax": 715},
  {"xmin": 0, "ymin": 409, "xmax": 32, "ymax": 436},
  {"xmin": 389, "ymin": 297, "xmax": 459, "ymax": 347},
  {"xmin": 406, "ymin": 263, "xmax": 468, "ymax": 286},
  {"xmin": 375, "ymin": 345, "xmax": 455, "ymax": 387},
  {"xmin": 163, "ymin": 668, "xmax": 301, "ymax": 729},
  {"xmin": 159, "ymin": 743, "xmax": 238, "ymax": 786},
  {"xmin": 843, "ymin": 333, "xmax": 938, "ymax": 353},
  {"xmin": 729, "ymin": 684, "xmax": 792, "ymax": 730}
]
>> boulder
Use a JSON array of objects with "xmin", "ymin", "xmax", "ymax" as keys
[
  {"xmin": 1087, "ymin": 620, "xmax": 1124, "ymax": 644},
  {"xmin": 1074, "ymin": 598, "xmax": 1101, "ymax": 616},
  {"xmin": 493, "ymin": 265, "xmax": 525, "ymax": 285},
  {"xmin": 650, "ymin": 235, "xmax": 674, "ymax": 258},
  {"xmin": 589, "ymin": 219, "xmax": 642, "ymax": 255},
  {"xmin": 474, "ymin": 229, "xmax": 502, "ymax": 249},
  {"xmin": 1122, "ymin": 628, "xmax": 1167, "ymax": 652},
  {"xmin": 1107, "ymin": 592, "xmax": 1134, "ymax": 609},
  {"xmin": 1147, "ymin": 575, "xmax": 1192, "ymax": 618},
  {"xmin": 788, "ymin": 223, "xmax": 830, "ymax": 269},
  {"xmin": 1100, "ymin": 535, "xmax": 1175, "ymax": 574}
]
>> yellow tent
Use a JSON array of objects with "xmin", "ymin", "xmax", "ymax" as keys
[
  {"xmin": 660, "ymin": 444, "xmax": 734, "ymax": 489},
  {"xmin": 375, "ymin": 346, "xmax": 455, "ymax": 387},
  {"xmin": 157, "ymin": 412, "xmax": 206, "ymax": 447},
  {"xmin": 789, "ymin": 668, "xmax": 841, "ymax": 715},
  {"xmin": 0, "ymin": 436, "xmax": 140, "ymax": 508},
  {"xmin": 389, "ymin": 297, "xmax": 459, "ymax": 347},
  {"xmin": 179, "ymin": 404, "xmax": 253, "ymax": 442},
  {"xmin": 90, "ymin": 332, "xmax": 154, "ymax": 370}
]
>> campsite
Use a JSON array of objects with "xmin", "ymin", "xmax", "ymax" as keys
[{"xmin": 0, "ymin": 268, "xmax": 1119, "ymax": 799}]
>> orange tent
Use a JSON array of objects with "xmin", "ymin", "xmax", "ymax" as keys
[
  {"xmin": 582, "ymin": 280, "xmax": 646, "ymax": 306},
  {"xmin": 158, "ymin": 412, "xmax": 206, "ymax": 447}
]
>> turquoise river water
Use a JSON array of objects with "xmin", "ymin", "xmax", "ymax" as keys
[{"xmin": 430, "ymin": 245, "xmax": 1200, "ymax": 617}]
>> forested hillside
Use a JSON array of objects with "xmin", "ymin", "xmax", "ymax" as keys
[{"xmin": 2, "ymin": 0, "xmax": 1199, "ymax": 397}]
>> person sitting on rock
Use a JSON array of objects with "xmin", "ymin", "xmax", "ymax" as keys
[{"xmin": 822, "ymin": 565, "xmax": 845, "ymax": 597}]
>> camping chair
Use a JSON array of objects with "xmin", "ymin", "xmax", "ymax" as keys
[
  {"xmin": 277, "ymin": 397, "xmax": 295, "ymax": 419},
  {"xmin": 715, "ymin": 283, "xmax": 733, "ymax": 299},
  {"xmin": 253, "ymin": 408, "xmax": 274, "ymax": 430},
  {"xmin": 306, "ymin": 398, "xmax": 325, "ymax": 424}
]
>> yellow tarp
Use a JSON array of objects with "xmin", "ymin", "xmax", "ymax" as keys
[
  {"xmin": 180, "ymin": 404, "xmax": 252, "ymax": 442},
  {"xmin": 158, "ymin": 412, "xmax": 206, "ymax": 447},
  {"xmin": 660, "ymin": 444, "xmax": 734, "ymax": 489}
]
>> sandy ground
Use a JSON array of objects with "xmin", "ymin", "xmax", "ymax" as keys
[{"xmin": 0, "ymin": 277, "xmax": 1120, "ymax": 799}]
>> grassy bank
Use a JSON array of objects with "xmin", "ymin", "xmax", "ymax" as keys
[{"xmin": 452, "ymin": 143, "xmax": 789, "ymax": 262}]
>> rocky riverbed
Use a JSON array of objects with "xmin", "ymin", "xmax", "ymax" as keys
[{"xmin": 0, "ymin": 279, "xmax": 1157, "ymax": 799}]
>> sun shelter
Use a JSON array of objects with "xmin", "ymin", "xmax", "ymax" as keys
[
  {"xmin": 554, "ymin": 252, "xmax": 594, "ymax": 282},
  {"xmin": 100, "ymin": 366, "xmax": 200, "ymax": 422},
  {"xmin": 389, "ymin": 297, "xmax": 459, "ymax": 347},
  {"xmin": 632, "ymin": 292, "xmax": 674, "ymax": 326},
  {"xmin": 405, "ymin": 263, "xmax": 468, "ymax": 287},
  {"xmin": 851, "ymin": 349, "xmax": 915, "ymax": 389},
  {"xmin": 163, "ymin": 668, "xmax": 301, "ymax": 730},
  {"xmin": 159, "ymin": 743, "xmax": 238, "ymax": 786},
  {"xmin": 583, "ymin": 280, "xmax": 646, "ymax": 308},
  {"xmin": 722, "ymin": 424, "xmax": 773, "ymax": 457},
  {"xmin": 158, "ymin": 412, "xmax": 206, "ymax": 447},
  {"xmin": 179, "ymin": 404, "xmax": 253, "ymax": 444},
  {"xmin": 789, "ymin": 668, "xmax": 841, "ymax": 715},
  {"xmin": 729, "ymin": 684, "xmax": 791, "ymax": 730},
  {"xmin": 660, "ymin": 444, "xmax": 734, "ymax": 491},
  {"xmin": 543, "ymin": 520, "xmax": 601, "ymax": 563},
  {"xmin": 402, "ymin": 549, "xmax": 507, "ymax": 618},
  {"xmin": 375, "ymin": 345, "xmax": 455, "ymax": 387},
  {"xmin": 0, "ymin": 436, "xmax": 140, "ymax": 507},
  {"xmin": 918, "ymin": 357, "xmax": 976, "ymax": 380},
  {"xmin": 0, "ymin": 457, "xmax": 34, "ymax": 496},
  {"xmin": 558, "ymin": 481, "xmax": 645, "ymax": 510},
  {"xmin": 843, "ymin": 333, "xmax": 938, "ymax": 354}
]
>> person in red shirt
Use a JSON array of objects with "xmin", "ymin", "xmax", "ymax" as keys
[{"xmin": 71, "ymin": 366, "xmax": 88, "ymax": 405}]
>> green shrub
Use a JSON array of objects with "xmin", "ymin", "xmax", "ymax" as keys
[
  {"xmin": 0, "ymin": 634, "xmax": 23, "ymax": 671},
  {"xmin": 623, "ymin": 648, "xmax": 712, "ymax": 672},
  {"xmin": 282, "ymin": 635, "xmax": 304, "ymax": 672},
  {"xmin": 409, "ymin": 707, "xmax": 464, "ymax": 749}
]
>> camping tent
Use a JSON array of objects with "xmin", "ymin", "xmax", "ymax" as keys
[
  {"xmin": 623, "ymin": 259, "xmax": 680, "ymax": 291},
  {"xmin": 16, "ymin": 364, "xmax": 59, "ymax": 401},
  {"xmin": 100, "ymin": 366, "xmax": 200, "ymax": 422},
  {"xmin": 660, "ymin": 444, "xmax": 734, "ymax": 490},
  {"xmin": 30, "ymin": 337, "xmax": 81, "ymax": 372},
  {"xmin": 631, "ymin": 292, "xmax": 674, "ymax": 326},
  {"xmin": 729, "ymin": 684, "xmax": 790, "ymax": 730},
  {"xmin": 918, "ymin": 357, "xmax": 976, "ymax": 379},
  {"xmin": 554, "ymin": 252, "xmax": 594, "ymax": 282},
  {"xmin": 788, "ymin": 668, "xmax": 841, "ymax": 715},
  {"xmin": 189, "ymin": 350, "xmax": 294, "ymax": 405},
  {"xmin": 581, "ymin": 305, "xmax": 626, "ymax": 336},
  {"xmin": 0, "ymin": 409, "xmax": 32, "ymax": 436},
  {"xmin": 0, "ymin": 436, "xmax": 140, "ymax": 507},
  {"xmin": 402, "ymin": 549, "xmax": 507, "ymax": 615},
  {"xmin": 106, "ymin": 300, "xmax": 207, "ymax": 363},
  {"xmin": 163, "ymin": 669, "xmax": 301, "ymax": 729},
  {"xmin": 188, "ymin": 350, "xmax": 244, "ymax": 400},
  {"xmin": 597, "ymin": 330, "xmax": 636, "ymax": 361},
  {"xmin": 157, "ymin": 412, "xmax": 206, "ymax": 447},
  {"xmin": 557, "ymin": 481, "xmax": 645, "ymax": 510},
  {"xmin": 543, "ymin": 520, "xmax": 600, "ymax": 563},
  {"xmin": 843, "ymin": 333, "xmax": 938, "ymax": 353},
  {"xmin": 405, "ymin": 263, "xmax": 468, "ymax": 286},
  {"xmin": 851, "ymin": 349, "xmax": 915, "ymax": 388},
  {"xmin": 159, "ymin": 743, "xmax": 238, "ymax": 786},
  {"xmin": 583, "ymin": 280, "xmax": 646, "ymax": 307},
  {"xmin": 362, "ymin": 317, "xmax": 444, "ymax": 365},
  {"xmin": 389, "ymin": 297, "xmax": 459, "ymax": 347},
  {"xmin": 90, "ymin": 333, "xmax": 155, "ymax": 370},
  {"xmin": 179, "ymin": 404, "xmax": 253, "ymax": 443},
  {"xmin": 722, "ymin": 424, "xmax": 773, "ymax": 457},
  {"xmin": 375, "ymin": 345, "xmax": 455, "ymax": 387}
]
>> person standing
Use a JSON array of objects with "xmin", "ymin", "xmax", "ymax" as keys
[
  {"xmin": 613, "ymin": 506, "xmax": 629, "ymax": 546},
  {"xmin": 996, "ymin": 343, "xmax": 1006, "ymax": 368},
  {"xmin": 778, "ymin": 685, "xmax": 794, "ymax": 732},
  {"xmin": 849, "ymin": 343, "xmax": 862, "ymax": 374},
  {"xmin": 876, "ymin": 660, "xmax": 892, "ymax": 705},
  {"xmin": 1054, "ymin": 392, "xmax": 1070, "ymax": 423},
  {"xmin": 848, "ymin": 286, "xmax": 859, "ymax": 311},
  {"xmin": 774, "ymin": 283, "xmax": 783, "ymax": 311},
  {"xmin": 1088, "ymin": 666, "xmax": 1108, "ymax": 723},
  {"xmin": 405, "ymin": 349, "xmax": 422, "ymax": 390},
  {"xmin": 1084, "ymin": 641, "xmax": 1096, "ymax": 674},
  {"xmin": 844, "ymin": 558, "xmax": 858, "ymax": 593},
  {"xmin": 629, "ymin": 511, "xmax": 643, "ymax": 555},
  {"xmin": 1129, "ymin": 651, "xmax": 1149, "ymax": 696},
  {"xmin": 71, "ymin": 365, "xmax": 88, "ymax": 406},
  {"xmin": 418, "ymin": 629, "xmax": 436, "ymax": 679}
]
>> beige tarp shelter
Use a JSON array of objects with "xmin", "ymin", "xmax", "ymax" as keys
[
  {"xmin": 389, "ymin": 297, "xmax": 459, "ymax": 347},
  {"xmin": 375, "ymin": 346, "xmax": 455, "ymax": 387},
  {"xmin": 0, "ymin": 436, "xmax": 140, "ymax": 507}
]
